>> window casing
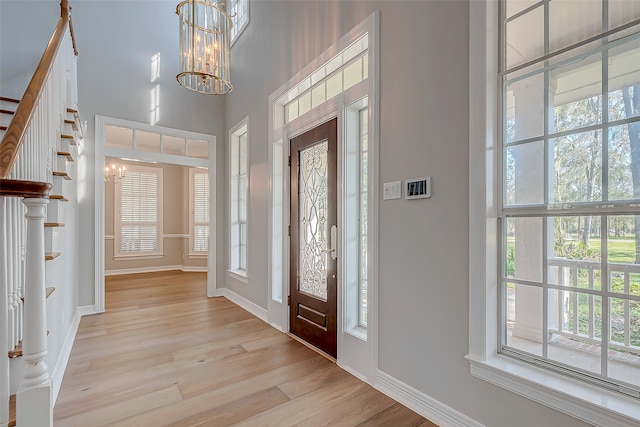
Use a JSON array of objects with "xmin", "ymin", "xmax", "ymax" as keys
[
  {"xmin": 190, "ymin": 168, "xmax": 209, "ymax": 255},
  {"xmin": 114, "ymin": 164, "xmax": 163, "ymax": 258},
  {"xmin": 228, "ymin": 0, "xmax": 249, "ymax": 46},
  {"xmin": 230, "ymin": 120, "xmax": 248, "ymax": 276},
  {"xmin": 499, "ymin": 0, "xmax": 640, "ymax": 399}
]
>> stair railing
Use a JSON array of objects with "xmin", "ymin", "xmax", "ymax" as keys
[{"xmin": 0, "ymin": 1, "xmax": 77, "ymax": 426}]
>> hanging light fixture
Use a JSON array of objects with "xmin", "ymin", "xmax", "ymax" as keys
[
  {"xmin": 176, "ymin": 0, "xmax": 233, "ymax": 95},
  {"xmin": 104, "ymin": 160, "xmax": 126, "ymax": 183}
]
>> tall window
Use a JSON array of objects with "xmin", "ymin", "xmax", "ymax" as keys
[
  {"xmin": 190, "ymin": 168, "xmax": 209, "ymax": 254},
  {"xmin": 359, "ymin": 107, "xmax": 369, "ymax": 328},
  {"xmin": 230, "ymin": 120, "xmax": 248, "ymax": 275},
  {"xmin": 115, "ymin": 165, "xmax": 163, "ymax": 257},
  {"xmin": 500, "ymin": 0, "xmax": 640, "ymax": 397},
  {"xmin": 228, "ymin": 0, "xmax": 249, "ymax": 46}
]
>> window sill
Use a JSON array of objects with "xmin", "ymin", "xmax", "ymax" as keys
[
  {"xmin": 466, "ymin": 354, "xmax": 640, "ymax": 427},
  {"xmin": 345, "ymin": 326, "xmax": 367, "ymax": 342},
  {"xmin": 227, "ymin": 269, "xmax": 248, "ymax": 283},
  {"xmin": 113, "ymin": 253, "xmax": 163, "ymax": 260}
]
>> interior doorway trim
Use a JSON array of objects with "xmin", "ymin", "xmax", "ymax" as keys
[
  {"xmin": 267, "ymin": 11, "xmax": 380, "ymax": 382},
  {"xmin": 94, "ymin": 115, "xmax": 217, "ymax": 313}
]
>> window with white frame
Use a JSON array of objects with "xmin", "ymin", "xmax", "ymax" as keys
[
  {"xmin": 499, "ymin": 0, "xmax": 640, "ymax": 399},
  {"xmin": 190, "ymin": 168, "xmax": 209, "ymax": 254},
  {"xmin": 230, "ymin": 120, "xmax": 248, "ymax": 275},
  {"xmin": 359, "ymin": 107, "xmax": 369, "ymax": 328},
  {"xmin": 115, "ymin": 164, "xmax": 163, "ymax": 257},
  {"xmin": 228, "ymin": 0, "xmax": 248, "ymax": 46}
]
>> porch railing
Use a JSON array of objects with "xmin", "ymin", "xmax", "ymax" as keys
[{"xmin": 548, "ymin": 257, "xmax": 640, "ymax": 356}]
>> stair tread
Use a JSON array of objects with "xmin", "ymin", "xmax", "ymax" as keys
[
  {"xmin": 9, "ymin": 394, "xmax": 15, "ymax": 427},
  {"xmin": 45, "ymin": 252, "xmax": 61, "ymax": 261},
  {"xmin": 0, "ymin": 125, "xmax": 7, "ymax": 131},
  {"xmin": 44, "ymin": 222, "xmax": 64, "ymax": 227},
  {"xmin": 53, "ymin": 171, "xmax": 72, "ymax": 180},
  {"xmin": 0, "ymin": 109, "xmax": 15, "ymax": 115},
  {"xmin": 20, "ymin": 287, "xmax": 56, "ymax": 303},
  {"xmin": 0, "ymin": 96, "xmax": 20, "ymax": 104},
  {"xmin": 60, "ymin": 133, "xmax": 78, "ymax": 146},
  {"xmin": 8, "ymin": 342, "xmax": 21, "ymax": 358},
  {"xmin": 50, "ymin": 195, "xmax": 69, "ymax": 202},
  {"xmin": 57, "ymin": 151, "xmax": 75, "ymax": 162},
  {"xmin": 66, "ymin": 107, "xmax": 78, "ymax": 114}
]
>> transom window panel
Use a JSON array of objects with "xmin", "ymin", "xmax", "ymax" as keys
[
  {"xmin": 500, "ymin": 0, "xmax": 640, "ymax": 396},
  {"xmin": 230, "ymin": 121, "xmax": 248, "ymax": 274},
  {"xmin": 279, "ymin": 35, "xmax": 369, "ymax": 124},
  {"xmin": 190, "ymin": 169, "xmax": 209, "ymax": 254},
  {"xmin": 115, "ymin": 165, "xmax": 163, "ymax": 257},
  {"xmin": 105, "ymin": 124, "xmax": 208, "ymax": 160}
]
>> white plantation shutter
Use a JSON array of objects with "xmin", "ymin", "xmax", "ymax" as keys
[
  {"xmin": 192, "ymin": 171, "xmax": 209, "ymax": 253},
  {"xmin": 115, "ymin": 165, "xmax": 163, "ymax": 256}
]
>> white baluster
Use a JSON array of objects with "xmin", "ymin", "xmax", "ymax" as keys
[
  {"xmin": 0, "ymin": 197, "xmax": 10, "ymax": 427},
  {"xmin": 8, "ymin": 198, "xmax": 17, "ymax": 351},
  {"xmin": 17, "ymin": 197, "xmax": 52, "ymax": 427}
]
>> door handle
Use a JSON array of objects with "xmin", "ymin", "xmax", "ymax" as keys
[
  {"xmin": 329, "ymin": 225, "xmax": 337, "ymax": 260},
  {"xmin": 321, "ymin": 225, "xmax": 337, "ymax": 260}
]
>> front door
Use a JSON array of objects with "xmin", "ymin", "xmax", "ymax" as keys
[{"xmin": 289, "ymin": 118, "xmax": 337, "ymax": 358}]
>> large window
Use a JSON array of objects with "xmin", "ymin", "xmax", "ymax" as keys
[
  {"xmin": 190, "ymin": 168, "xmax": 209, "ymax": 254},
  {"xmin": 115, "ymin": 165, "xmax": 163, "ymax": 257},
  {"xmin": 229, "ymin": 119, "xmax": 248, "ymax": 276},
  {"xmin": 499, "ymin": 0, "xmax": 640, "ymax": 399}
]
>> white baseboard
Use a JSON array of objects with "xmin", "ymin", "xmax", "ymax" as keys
[
  {"xmin": 52, "ymin": 307, "xmax": 82, "ymax": 405},
  {"xmin": 105, "ymin": 265, "xmax": 182, "ymax": 276},
  {"xmin": 375, "ymin": 370, "xmax": 484, "ymax": 427},
  {"xmin": 105, "ymin": 265, "xmax": 207, "ymax": 276},
  {"xmin": 181, "ymin": 265, "xmax": 207, "ymax": 272},
  {"xmin": 78, "ymin": 305, "xmax": 98, "ymax": 316},
  {"xmin": 213, "ymin": 288, "xmax": 268, "ymax": 323}
]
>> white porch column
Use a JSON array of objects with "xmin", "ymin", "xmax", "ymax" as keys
[{"xmin": 17, "ymin": 197, "xmax": 52, "ymax": 427}]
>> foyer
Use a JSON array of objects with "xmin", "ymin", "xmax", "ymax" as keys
[{"xmin": 54, "ymin": 271, "xmax": 430, "ymax": 426}]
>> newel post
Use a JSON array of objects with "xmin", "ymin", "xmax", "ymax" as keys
[{"xmin": 17, "ymin": 197, "xmax": 52, "ymax": 427}]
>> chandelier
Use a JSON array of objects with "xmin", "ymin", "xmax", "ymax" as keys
[
  {"xmin": 104, "ymin": 160, "xmax": 126, "ymax": 183},
  {"xmin": 176, "ymin": 0, "xmax": 233, "ymax": 95}
]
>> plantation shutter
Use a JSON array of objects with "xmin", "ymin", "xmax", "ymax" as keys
[
  {"xmin": 120, "ymin": 169, "xmax": 160, "ymax": 253},
  {"xmin": 193, "ymin": 172, "xmax": 209, "ymax": 252}
]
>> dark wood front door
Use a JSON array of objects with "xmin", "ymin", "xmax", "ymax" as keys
[{"xmin": 289, "ymin": 118, "xmax": 338, "ymax": 358}]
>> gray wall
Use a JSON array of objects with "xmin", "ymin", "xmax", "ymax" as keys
[
  {"xmin": 225, "ymin": 1, "xmax": 588, "ymax": 426},
  {"xmin": 0, "ymin": 1, "xmax": 592, "ymax": 425}
]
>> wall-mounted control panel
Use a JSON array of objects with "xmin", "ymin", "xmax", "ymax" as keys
[
  {"xmin": 405, "ymin": 177, "xmax": 431, "ymax": 200},
  {"xmin": 383, "ymin": 181, "xmax": 402, "ymax": 200}
]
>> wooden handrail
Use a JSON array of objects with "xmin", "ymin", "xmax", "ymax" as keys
[
  {"xmin": 0, "ymin": 0, "xmax": 71, "ymax": 179},
  {"xmin": 0, "ymin": 179, "xmax": 51, "ymax": 198}
]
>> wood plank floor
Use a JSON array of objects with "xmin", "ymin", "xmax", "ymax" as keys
[{"xmin": 54, "ymin": 271, "xmax": 435, "ymax": 426}]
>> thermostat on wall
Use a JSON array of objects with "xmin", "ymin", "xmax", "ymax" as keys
[{"xmin": 405, "ymin": 177, "xmax": 431, "ymax": 199}]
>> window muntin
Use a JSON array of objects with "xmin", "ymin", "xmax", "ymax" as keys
[
  {"xmin": 500, "ymin": 0, "xmax": 640, "ymax": 395},
  {"xmin": 190, "ymin": 168, "xmax": 209, "ymax": 254},
  {"xmin": 115, "ymin": 164, "xmax": 163, "ymax": 257},
  {"xmin": 230, "ymin": 121, "xmax": 248, "ymax": 275}
]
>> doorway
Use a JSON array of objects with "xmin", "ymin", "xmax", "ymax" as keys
[{"xmin": 289, "ymin": 118, "xmax": 338, "ymax": 357}]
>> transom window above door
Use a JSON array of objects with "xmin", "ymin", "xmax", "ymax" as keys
[{"xmin": 105, "ymin": 124, "xmax": 208, "ymax": 159}]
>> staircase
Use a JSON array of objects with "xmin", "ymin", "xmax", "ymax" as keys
[{"xmin": 0, "ymin": 2, "xmax": 81, "ymax": 426}]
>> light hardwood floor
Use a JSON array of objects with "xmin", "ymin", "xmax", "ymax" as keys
[{"xmin": 54, "ymin": 271, "xmax": 435, "ymax": 426}]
